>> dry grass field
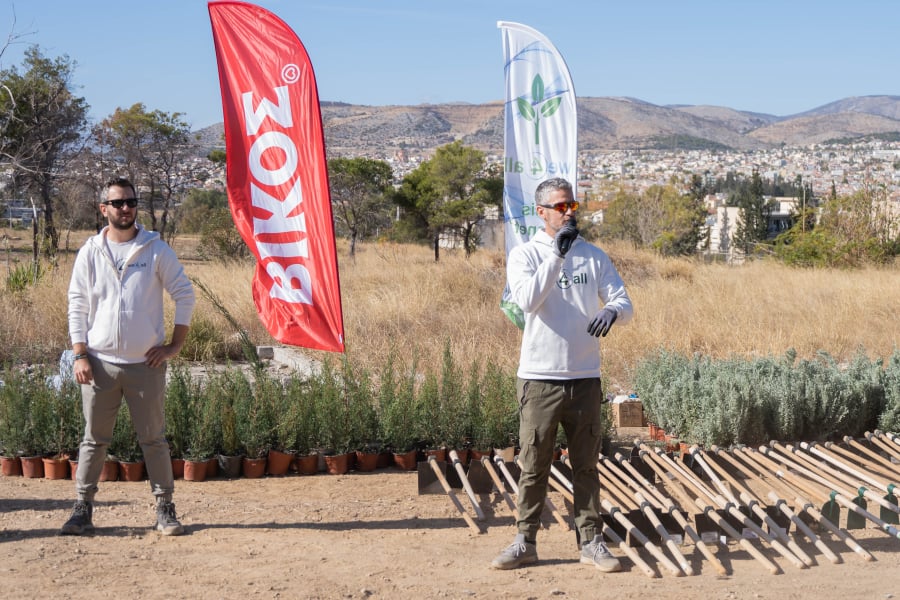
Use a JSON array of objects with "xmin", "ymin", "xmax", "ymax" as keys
[{"xmin": 3, "ymin": 227, "xmax": 898, "ymax": 394}]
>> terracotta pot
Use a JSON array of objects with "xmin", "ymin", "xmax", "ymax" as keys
[
  {"xmin": 451, "ymin": 448, "xmax": 471, "ymax": 465},
  {"xmin": 1, "ymin": 456, "xmax": 22, "ymax": 477},
  {"xmin": 469, "ymin": 448, "xmax": 492, "ymax": 464},
  {"xmin": 392, "ymin": 449, "xmax": 418, "ymax": 471},
  {"xmin": 266, "ymin": 449, "xmax": 294, "ymax": 476},
  {"xmin": 99, "ymin": 460, "xmax": 119, "ymax": 482},
  {"xmin": 42, "ymin": 457, "xmax": 70, "ymax": 480},
  {"xmin": 20, "ymin": 456, "xmax": 44, "ymax": 479},
  {"xmin": 423, "ymin": 447, "xmax": 446, "ymax": 462},
  {"xmin": 205, "ymin": 457, "xmax": 219, "ymax": 479},
  {"xmin": 354, "ymin": 450, "xmax": 379, "ymax": 472},
  {"xmin": 217, "ymin": 454, "xmax": 244, "ymax": 479},
  {"xmin": 324, "ymin": 452, "xmax": 351, "ymax": 475},
  {"xmin": 171, "ymin": 458, "xmax": 185, "ymax": 479},
  {"xmin": 69, "ymin": 460, "xmax": 79, "ymax": 480},
  {"xmin": 295, "ymin": 453, "xmax": 319, "ymax": 475},
  {"xmin": 118, "ymin": 461, "xmax": 146, "ymax": 482},
  {"xmin": 183, "ymin": 459, "xmax": 208, "ymax": 482},
  {"xmin": 376, "ymin": 451, "xmax": 392, "ymax": 469},
  {"xmin": 242, "ymin": 456, "xmax": 267, "ymax": 479}
]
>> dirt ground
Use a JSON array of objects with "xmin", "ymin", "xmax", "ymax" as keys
[{"xmin": 2, "ymin": 430, "xmax": 900, "ymax": 600}]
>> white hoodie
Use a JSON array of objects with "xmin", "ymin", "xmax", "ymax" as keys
[
  {"xmin": 506, "ymin": 230, "xmax": 633, "ymax": 380},
  {"xmin": 68, "ymin": 225, "xmax": 195, "ymax": 364}
]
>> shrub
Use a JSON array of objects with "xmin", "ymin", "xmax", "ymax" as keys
[
  {"xmin": 634, "ymin": 348, "xmax": 889, "ymax": 447},
  {"xmin": 281, "ymin": 374, "xmax": 318, "ymax": 455},
  {"xmin": 0, "ymin": 366, "xmax": 30, "ymax": 456},
  {"xmin": 109, "ymin": 404, "xmax": 142, "ymax": 463},
  {"xmin": 473, "ymin": 359, "xmax": 518, "ymax": 450},
  {"xmin": 377, "ymin": 354, "xmax": 419, "ymax": 452},
  {"xmin": 879, "ymin": 349, "xmax": 900, "ymax": 432},
  {"xmin": 231, "ymin": 369, "xmax": 272, "ymax": 458}
]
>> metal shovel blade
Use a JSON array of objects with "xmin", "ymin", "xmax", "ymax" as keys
[
  {"xmin": 417, "ymin": 460, "xmax": 457, "ymax": 494},
  {"xmin": 846, "ymin": 495, "xmax": 867, "ymax": 530},
  {"xmin": 820, "ymin": 499, "xmax": 840, "ymax": 526},
  {"xmin": 880, "ymin": 492, "xmax": 899, "ymax": 525},
  {"xmin": 464, "ymin": 460, "xmax": 497, "ymax": 494}
]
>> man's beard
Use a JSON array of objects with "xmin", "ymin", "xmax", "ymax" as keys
[{"xmin": 110, "ymin": 216, "xmax": 136, "ymax": 230}]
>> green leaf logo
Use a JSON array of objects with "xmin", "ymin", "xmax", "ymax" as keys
[{"xmin": 516, "ymin": 74, "xmax": 562, "ymax": 145}]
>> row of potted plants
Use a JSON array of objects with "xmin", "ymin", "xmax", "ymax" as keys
[{"xmin": 0, "ymin": 346, "xmax": 552, "ymax": 477}]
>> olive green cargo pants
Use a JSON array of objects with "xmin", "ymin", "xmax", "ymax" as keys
[{"xmin": 515, "ymin": 377, "xmax": 604, "ymax": 547}]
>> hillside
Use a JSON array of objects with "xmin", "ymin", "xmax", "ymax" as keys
[{"xmin": 194, "ymin": 94, "xmax": 900, "ymax": 157}]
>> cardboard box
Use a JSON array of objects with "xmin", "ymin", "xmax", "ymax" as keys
[{"xmin": 612, "ymin": 401, "xmax": 644, "ymax": 428}]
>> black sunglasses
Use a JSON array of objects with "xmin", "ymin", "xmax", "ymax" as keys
[{"xmin": 103, "ymin": 198, "xmax": 138, "ymax": 209}]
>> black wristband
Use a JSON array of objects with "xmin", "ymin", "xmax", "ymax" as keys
[{"xmin": 73, "ymin": 353, "xmax": 89, "ymax": 361}]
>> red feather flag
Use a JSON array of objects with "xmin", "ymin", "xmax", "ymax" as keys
[{"xmin": 209, "ymin": 1, "xmax": 344, "ymax": 352}]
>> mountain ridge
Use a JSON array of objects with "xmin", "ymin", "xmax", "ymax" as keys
[{"xmin": 194, "ymin": 94, "xmax": 900, "ymax": 156}]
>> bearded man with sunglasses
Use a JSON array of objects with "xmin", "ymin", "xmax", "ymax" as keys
[
  {"xmin": 492, "ymin": 177, "xmax": 633, "ymax": 572},
  {"xmin": 61, "ymin": 177, "xmax": 195, "ymax": 537}
]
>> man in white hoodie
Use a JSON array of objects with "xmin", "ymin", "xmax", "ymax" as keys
[
  {"xmin": 61, "ymin": 177, "xmax": 195, "ymax": 537},
  {"xmin": 491, "ymin": 177, "xmax": 633, "ymax": 572}
]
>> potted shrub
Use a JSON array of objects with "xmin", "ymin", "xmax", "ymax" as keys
[
  {"xmin": 14, "ymin": 368, "xmax": 55, "ymax": 478},
  {"xmin": 475, "ymin": 360, "xmax": 518, "ymax": 461},
  {"xmin": 233, "ymin": 368, "xmax": 273, "ymax": 477},
  {"xmin": 342, "ymin": 358, "xmax": 379, "ymax": 471},
  {"xmin": 217, "ymin": 390, "xmax": 244, "ymax": 478},
  {"xmin": 42, "ymin": 376, "xmax": 83, "ymax": 479},
  {"xmin": 0, "ymin": 366, "xmax": 29, "ymax": 475},
  {"xmin": 283, "ymin": 373, "xmax": 320, "ymax": 474},
  {"xmin": 165, "ymin": 362, "xmax": 196, "ymax": 478},
  {"xmin": 437, "ymin": 344, "xmax": 470, "ymax": 463},
  {"xmin": 416, "ymin": 369, "xmax": 445, "ymax": 461},
  {"xmin": 254, "ymin": 371, "xmax": 293, "ymax": 476},
  {"xmin": 184, "ymin": 380, "xmax": 218, "ymax": 482},
  {"xmin": 378, "ymin": 356, "xmax": 420, "ymax": 470},
  {"xmin": 313, "ymin": 360, "xmax": 353, "ymax": 474},
  {"xmin": 110, "ymin": 404, "xmax": 145, "ymax": 481}
]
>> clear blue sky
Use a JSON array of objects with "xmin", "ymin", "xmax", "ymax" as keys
[{"xmin": 2, "ymin": 0, "xmax": 897, "ymax": 130}]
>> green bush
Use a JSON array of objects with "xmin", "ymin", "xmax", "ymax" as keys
[
  {"xmin": 635, "ymin": 348, "xmax": 891, "ymax": 447},
  {"xmin": 0, "ymin": 367, "xmax": 32, "ymax": 456},
  {"xmin": 473, "ymin": 359, "xmax": 518, "ymax": 450},
  {"xmin": 6, "ymin": 261, "xmax": 47, "ymax": 293},
  {"xmin": 377, "ymin": 354, "xmax": 419, "ymax": 452},
  {"xmin": 879, "ymin": 350, "xmax": 900, "ymax": 432},
  {"xmin": 109, "ymin": 404, "xmax": 142, "ymax": 463},
  {"xmin": 231, "ymin": 369, "xmax": 272, "ymax": 458}
]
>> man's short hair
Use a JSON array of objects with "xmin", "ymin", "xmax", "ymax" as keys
[
  {"xmin": 535, "ymin": 177, "xmax": 573, "ymax": 206},
  {"xmin": 102, "ymin": 177, "xmax": 136, "ymax": 201}
]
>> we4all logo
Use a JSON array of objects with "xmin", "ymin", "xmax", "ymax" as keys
[{"xmin": 516, "ymin": 74, "xmax": 562, "ymax": 145}]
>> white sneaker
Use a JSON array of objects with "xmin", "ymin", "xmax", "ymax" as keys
[
  {"xmin": 491, "ymin": 533, "xmax": 538, "ymax": 570},
  {"xmin": 580, "ymin": 535, "xmax": 621, "ymax": 572}
]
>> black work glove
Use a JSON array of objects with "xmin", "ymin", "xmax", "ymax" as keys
[
  {"xmin": 587, "ymin": 308, "xmax": 618, "ymax": 337},
  {"xmin": 554, "ymin": 224, "xmax": 579, "ymax": 257}
]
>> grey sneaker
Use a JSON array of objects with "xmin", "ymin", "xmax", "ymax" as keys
[
  {"xmin": 156, "ymin": 501, "xmax": 185, "ymax": 536},
  {"xmin": 580, "ymin": 535, "xmax": 622, "ymax": 572},
  {"xmin": 491, "ymin": 533, "xmax": 538, "ymax": 570},
  {"xmin": 60, "ymin": 500, "xmax": 94, "ymax": 535}
]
